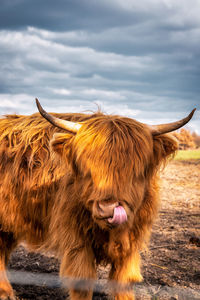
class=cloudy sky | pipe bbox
[0,0,199,133]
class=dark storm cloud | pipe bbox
[0,0,138,32]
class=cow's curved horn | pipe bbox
[36,98,82,133]
[149,109,196,136]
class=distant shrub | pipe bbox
[192,131,200,148]
[172,129,196,150]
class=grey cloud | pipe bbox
[0,28,199,112]
[26,21,200,99]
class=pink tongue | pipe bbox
[108,206,127,225]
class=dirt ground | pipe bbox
[7,160,200,299]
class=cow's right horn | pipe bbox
[36,98,82,133]
[149,108,196,136]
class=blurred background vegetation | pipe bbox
[172,129,200,160]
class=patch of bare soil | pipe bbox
[7,160,200,299]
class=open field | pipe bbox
[8,159,200,299]
[174,149,200,160]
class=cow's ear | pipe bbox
[50,133,74,156]
[153,134,178,164]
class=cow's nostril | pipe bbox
[97,201,119,217]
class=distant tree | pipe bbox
[192,132,200,148]
[172,129,195,149]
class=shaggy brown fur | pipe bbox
[0,111,178,300]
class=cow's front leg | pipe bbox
[0,231,17,300]
[110,249,143,300]
[108,230,142,300]
[60,245,96,300]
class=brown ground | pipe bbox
[8,160,200,299]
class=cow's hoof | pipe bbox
[0,284,16,300]
[0,295,16,300]
[0,293,16,300]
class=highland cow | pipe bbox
[0,99,195,300]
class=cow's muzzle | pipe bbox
[96,201,127,225]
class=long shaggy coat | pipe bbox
[0,111,178,300]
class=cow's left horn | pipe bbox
[36,98,82,133]
[149,108,196,136]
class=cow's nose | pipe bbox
[97,201,119,218]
